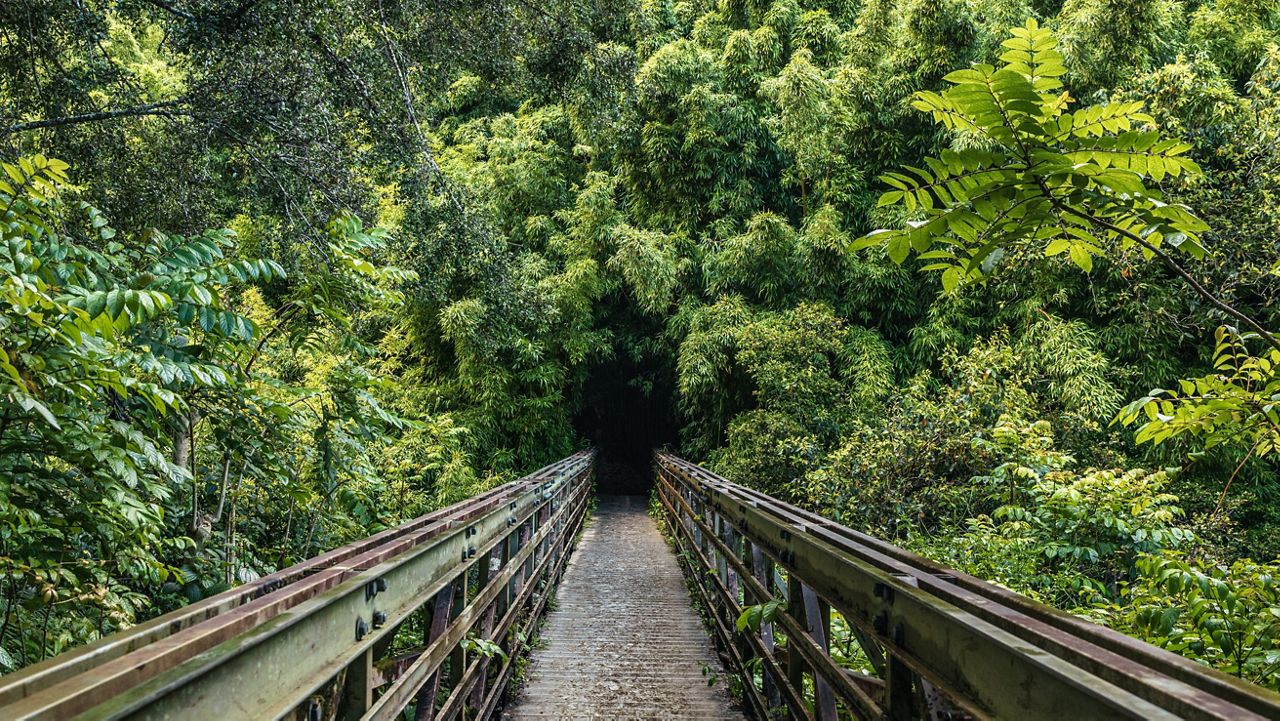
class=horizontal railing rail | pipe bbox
[655,452,1280,721]
[0,450,595,721]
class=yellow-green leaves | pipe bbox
[853,19,1208,294]
[440,297,489,345]
[760,49,856,203]
[1115,328,1280,456]
[1061,102,1153,138]
[1045,233,1101,273]
[1000,17,1067,95]
[0,155,69,207]
[608,225,684,315]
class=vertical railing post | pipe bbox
[885,650,915,721]
[785,575,807,699]
[752,546,783,712]
[802,586,838,721]
[520,513,534,594]
[722,523,740,607]
[690,486,703,550]
[444,570,467,700]
[497,517,513,621]
[715,512,730,600]
[469,547,499,712]
[339,648,374,719]
[879,577,915,721]
[510,514,528,603]
[739,532,765,700]
[534,489,549,571]
[504,501,520,614]
[414,580,459,721]
[702,497,711,557]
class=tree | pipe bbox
[854,19,1280,455]
[855,20,1208,317]
[0,152,421,666]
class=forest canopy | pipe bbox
[2,0,1280,687]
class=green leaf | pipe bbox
[16,394,60,429]
[887,235,911,264]
[940,266,962,293]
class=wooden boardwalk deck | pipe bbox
[503,495,740,720]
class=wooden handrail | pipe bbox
[0,451,595,721]
[655,452,1280,721]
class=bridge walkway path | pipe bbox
[503,495,740,720]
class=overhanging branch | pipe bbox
[1057,202,1280,354]
[2,101,188,136]
[141,0,196,21]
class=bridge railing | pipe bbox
[0,450,594,721]
[655,452,1280,721]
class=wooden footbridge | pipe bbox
[1,451,1279,720]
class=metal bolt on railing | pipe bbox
[874,582,894,604]
[365,577,388,602]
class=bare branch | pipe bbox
[2,101,188,135]
[1057,202,1280,353]
[141,0,196,21]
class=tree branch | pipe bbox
[242,303,302,374]
[1057,202,1280,354]
[305,29,383,121]
[373,0,465,215]
[141,0,196,21]
[2,101,188,136]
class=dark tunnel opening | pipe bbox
[573,354,678,495]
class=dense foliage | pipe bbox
[2,0,1279,689]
